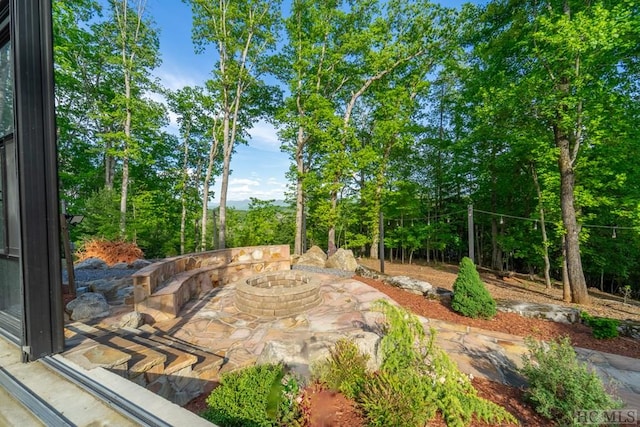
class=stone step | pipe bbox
[64,323,221,405]
[91,334,166,380]
[136,332,225,381]
[128,334,198,376]
[61,337,131,375]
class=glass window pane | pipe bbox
[0,41,12,137]
[5,139,18,255]
[0,257,21,319]
[0,145,3,251]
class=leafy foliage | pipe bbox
[520,336,622,426]
[52,0,640,298]
[312,338,369,399]
[581,312,620,340]
[204,364,303,427]
[451,257,497,319]
[359,300,516,427]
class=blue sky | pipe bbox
[145,0,477,202]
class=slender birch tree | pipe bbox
[188,0,281,249]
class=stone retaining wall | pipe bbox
[132,245,290,322]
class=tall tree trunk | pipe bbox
[327,190,337,255]
[491,218,500,270]
[369,143,393,260]
[557,129,589,304]
[105,148,115,190]
[294,124,306,255]
[531,164,552,289]
[218,113,233,249]
[179,129,190,255]
[116,0,145,239]
[119,75,131,237]
[201,133,219,252]
[561,235,571,302]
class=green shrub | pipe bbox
[581,312,620,339]
[520,336,622,426]
[360,369,436,427]
[363,300,516,427]
[204,364,302,427]
[451,257,497,319]
[312,338,369,399]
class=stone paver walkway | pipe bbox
[149,272,639,409]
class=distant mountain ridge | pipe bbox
[209,199,287,210]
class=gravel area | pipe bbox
[63,267,138,284]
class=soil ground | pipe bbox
[181,259,640,425]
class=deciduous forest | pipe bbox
[54,0,640,301]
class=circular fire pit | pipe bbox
[235,270,322,317]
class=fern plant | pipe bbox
[311,338,369,399]
[365,300,517,427]
[204,363,303,427]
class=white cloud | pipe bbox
[248,120,281,152]
[154,69,203,92]
[229,178,260,187]
[214,176,287,201]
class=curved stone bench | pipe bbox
[132,245,290,322]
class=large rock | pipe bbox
[384,275,434,296]
[496,300,580,324]
[110,262,129,269]
[326,248,358,272]
[88,279,120,301]
[295,246,327,268]
[66,292,110,321]
[355,264,387,280]
[257,332,382,380]
[87,277,133,303]
[75,257,108,270]
[257,341,306,367]
[130,259,152,269]
[352,332,383,371]
[115,311,144,329]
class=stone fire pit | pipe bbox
[235,270,322,317]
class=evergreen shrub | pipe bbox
[581,312,620,339]
[204,363,301,427]
[451,257,497,319]
[520,336,622,426]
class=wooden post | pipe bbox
[379,210,385,274]
[468,204,475,263]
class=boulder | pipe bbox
[326,248,358,272]
[257,341,306,367]
[117,285,135,304]
[619,320,640,340]
[355,264,387,280]
[351,331,383,371]
[88,279,120,302]
[66,292,110,321]
[496,300,580,324]
[115,311,144,329]
[384,275,434,296]
[110,262,129,269]
[75,257,108,270]
[130,259,152,269]
[295,246,327,268]
[86,277,133,302]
